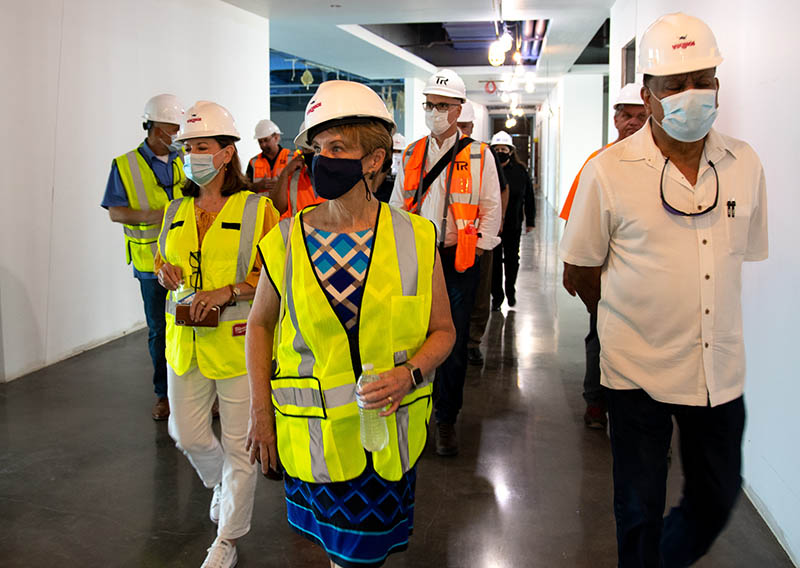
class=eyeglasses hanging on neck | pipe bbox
[189,250,202,291]
[660,157,719,217]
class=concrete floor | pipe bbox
[0,204,794,567]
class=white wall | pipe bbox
[404,77,427,143]
[538,74,605,212]
[609,1,800,563]
[0,0,269,382]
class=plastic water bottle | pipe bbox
[357,364,389,452]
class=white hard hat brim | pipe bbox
[294,116,395,149]
[422,87,466,102]
[638,56,723,77]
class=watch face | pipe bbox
[412,368,424,385]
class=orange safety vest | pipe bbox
[399,135,485,271]
[279,165,325,220]
[558,143,613,221]
[249,147,290,182]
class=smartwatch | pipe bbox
[402,362,424,389]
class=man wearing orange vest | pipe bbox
[390,69,502,456]
[271,148,324,219]
[246,119,290,194]
[559,83,647,429]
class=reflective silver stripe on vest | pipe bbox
[284,225,317,377]
[469,142,482,207]
[219,302,251,322]
[395,405,410,472]
[394,350,408,366]
[123,226,160,240]
[289,171,300,215]
[272,385,324,409]
[236,194,262,283]
[159,199,183,258]
[389,208,418,296]
[125,151,150,210]
[323,383,357,409]
[308,419,331,482]
[278,217,292,242]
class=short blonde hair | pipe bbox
[321,121,392,172]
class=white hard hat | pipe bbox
[422,69,467,101]
[392,133,406,151]
[638,13,723,76]
[490,131,513,147]
[176,101,240,142]
[142,94,184,125]
[458,101,475,123]
[254,119,282,140]
[614,83,645,108]
[294,80,396,149]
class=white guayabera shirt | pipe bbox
[560,121,768,407]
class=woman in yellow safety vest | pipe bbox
[245,81,456,568]
[155,100,279,568]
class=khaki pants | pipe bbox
[468,248,494,349]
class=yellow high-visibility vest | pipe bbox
[114,146,185,273]
[159,190,270,379]
[260,202,436,482]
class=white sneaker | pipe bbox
[209,484,222,524]
[200,538,237,568]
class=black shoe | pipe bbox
[467,347,484,366]
[435,422,458,456]
[507,293,516,307]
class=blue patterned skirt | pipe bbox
[284,459,417,567]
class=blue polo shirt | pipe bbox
[101,140,182,279]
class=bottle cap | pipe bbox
[362,363,374,371]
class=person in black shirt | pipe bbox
[490,132,535,310]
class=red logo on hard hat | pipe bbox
[672,37,695,50]
[187,117,202,123]
[307,102,322,115]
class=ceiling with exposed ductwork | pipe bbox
[223,0,613,109]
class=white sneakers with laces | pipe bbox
[209,484,222,524]
[200,538,237,568]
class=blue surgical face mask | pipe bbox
[651,88,718,143]
[169,135,184,154]
[311,154,366,200]
[184,150,223,186]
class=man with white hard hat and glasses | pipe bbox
[560,83,648,430]
[101,94,186,421]
[391,69,502,456]
[560,13,768,567]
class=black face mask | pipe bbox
[311,154,366,200]
[302,152,315,169]
[497,153,511,165]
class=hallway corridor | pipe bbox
[0,204,793,567]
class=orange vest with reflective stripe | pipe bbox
[250,147,290,181]
[279,166,325,220]
[400,135,485,271]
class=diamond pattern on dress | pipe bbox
[304,223,374,331]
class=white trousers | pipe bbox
[167,363,257,540]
